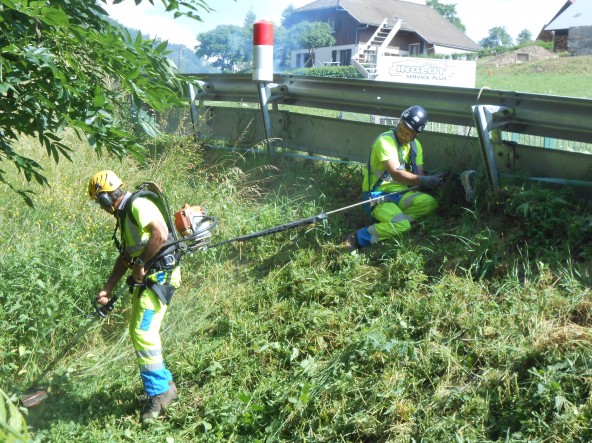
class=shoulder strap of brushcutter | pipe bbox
[113,183,182,273]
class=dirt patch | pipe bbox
[486,45,559,67]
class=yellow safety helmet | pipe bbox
[88,170,123,200]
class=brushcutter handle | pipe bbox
[92,290,122,319]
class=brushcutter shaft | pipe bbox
[207,213,328,249]
[205,187,420,250]
[22,286,126,397]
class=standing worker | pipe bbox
[88,170,181,423]
[341,105,444,251]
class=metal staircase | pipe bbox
[352,18,402,79]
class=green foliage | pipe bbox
[243,7,256,28]
[516,29,534,45]
[2,130,592,441]
[535,40,555,52]
[289,21,336,67]
[196,24,249,72]
[195,6,261,74]
[480,26,514,49]
[163,42,218,74]
[0,0,210,195]
[502,185,592,261]
[426,0,466,32]
[506,186,571,246]
[0,389,28,442]
[274,26,294,71]
[280,5,295,27]
[295,21,336,52]
[291,66,362,79]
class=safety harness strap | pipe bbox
[367,130,418,194]
[114,189,181,275]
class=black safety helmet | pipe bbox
[400,105,429,134]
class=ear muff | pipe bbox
[96,191,114,210]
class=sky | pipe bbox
[102,0,569,49]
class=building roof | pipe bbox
[293,0,480,51]
[545,0,592,30]
[537,0,575,40]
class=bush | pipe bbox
[291,65,363,79]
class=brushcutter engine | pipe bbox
[174,204,214,251]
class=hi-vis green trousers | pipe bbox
[356,190,437,247]
[129,268,180,397]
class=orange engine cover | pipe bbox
[174,204,206,237]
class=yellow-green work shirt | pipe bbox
[362,130,424,193]
[122,197,181,287]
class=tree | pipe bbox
[243,7,257,27]
[196,25,249,72]
[280,5,295,27]
[241,8,257,70]
[291,21,336,67]
[166,43,217,73]
[427,0,466,32]
[274,26,294,70]
[0,0,211,201]
[480,26,514,49]
[516,29,533,45]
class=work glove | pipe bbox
[419,173,445,190]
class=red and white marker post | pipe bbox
[253,20,274,82]
[253,20,275,154]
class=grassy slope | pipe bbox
[3,125,592,442]
[476,54,592,99]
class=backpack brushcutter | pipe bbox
[18,190,217,408]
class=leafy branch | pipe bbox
[0,0,210,193]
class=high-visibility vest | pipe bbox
[367,129,418,193]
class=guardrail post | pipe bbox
[257,81,274,156]
[186,82,200,142]
[472,105,514,188]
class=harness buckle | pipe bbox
[161,254,176,267]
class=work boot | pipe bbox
[138,380,177,402]
[141,381,178,422]
[339,232,359,252]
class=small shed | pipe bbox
[543,0,592,55]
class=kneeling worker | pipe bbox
[342,105,444,251]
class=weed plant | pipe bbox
[1,130,592,442]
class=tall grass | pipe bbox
[1,130,592,442]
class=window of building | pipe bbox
[409,43,420,56]
[328,17,341,32]
[339,49,352,66]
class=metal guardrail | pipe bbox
[183,73,592,187]
[189,74,592,144]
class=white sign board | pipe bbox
[376,57,476,88]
